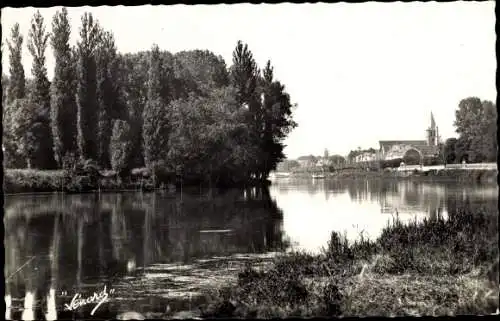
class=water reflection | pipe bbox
[4,180,498,319]
[4,188,286,320]
[271,178,498,252]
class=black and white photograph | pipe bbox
[2,2,498,319]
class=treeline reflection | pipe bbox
[4,187,286,320]
[271,178,498,218]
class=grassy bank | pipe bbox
[3,169,143,194]
[2,169,271,194]
[201,206,499,317]
[405,168,498,184]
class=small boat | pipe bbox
[312,173,325,179]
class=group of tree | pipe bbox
[3,9,297,186]
[442,97,497,164]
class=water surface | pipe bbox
[4,179,497,319]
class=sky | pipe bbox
[1,3,496,159]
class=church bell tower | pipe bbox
[426,112,438,146]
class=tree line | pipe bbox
[2,9,297,186]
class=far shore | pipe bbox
[274,167,497,185]
[3,166,497,195]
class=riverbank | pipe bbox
[2,169,271,194]
[4,166,496,194]
[200,207,499,317]
[289,168,497,184]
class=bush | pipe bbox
[325,231,354,262]
[3,169,65,193]
[62,152,78,172]
[71,158,100,184]
[149,160,172,186]
[65,175,94,193]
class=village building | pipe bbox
[354,152,377,163]
[297,155,317,168]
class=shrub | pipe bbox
[325,231,354,262]
[61,152,78,172]
[65,175,93,193]
[149,160,172,186]
[4,169,65,193]
[62,158,100,191]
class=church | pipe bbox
[378,113,441,162]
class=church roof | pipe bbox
[379,140,439,156]
[297,155,316,161]
[379,140,427,147]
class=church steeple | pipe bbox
[427,112,438,146]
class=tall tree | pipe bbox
[4,23,27,168]
[230,40,262,178]
[118,52,149,168]
[27,10,55,169]
[6,23,26,104]
[257,60,275,178]
[11,99,40,168]
[258,60,298,178]
[76,12,101,161]
[230,40,259,108]
[96,29,120,168]
[143,44,170,168]
[51,7,78,166]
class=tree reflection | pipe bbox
[4,187,286,319]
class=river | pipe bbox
[4,178,498,319]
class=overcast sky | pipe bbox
[2,3,496,159]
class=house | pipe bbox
[354,152,377,163]
[297,155,317,168]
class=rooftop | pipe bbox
[379,140,427,146]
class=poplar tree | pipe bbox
[258,60,298,178]
[5,23,26,168]
[96,29,119,168]
[143,44,170,168]
[6,23,25,104]
[27,10,55,168]
[76,12,100,161]
[11,98,38,168]
[258,60,275,178]
[51,7,78,166]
